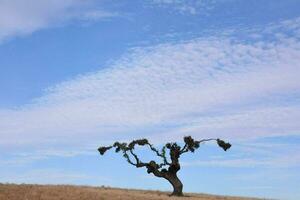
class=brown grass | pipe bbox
[0,184,264,200]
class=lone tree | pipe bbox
[98,136,231,196]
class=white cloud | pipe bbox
[182,154,300,168]
[0,18,300,152]
[155,105,300,142]
[0,0,117,42]
[181,140,300,169]
[150,0,216,15]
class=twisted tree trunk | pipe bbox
[165,173,183,196]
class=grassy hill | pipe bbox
[0,184,264,200]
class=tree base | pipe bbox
[170,192,184,197]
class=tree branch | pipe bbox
[180,144,188,154]
[180,136,231,154]
[146,143,170,166]
[122,150,137,166]
[180,138,215,153]
[98,139,170,170]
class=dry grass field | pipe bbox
[0,184,264,200]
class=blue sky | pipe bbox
[0,0,300,199]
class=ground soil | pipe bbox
[0,184,265,200]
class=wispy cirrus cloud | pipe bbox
[182,154,300,168]
[0,0,118,42]
[150,0,217,15]
[0,18,300,153]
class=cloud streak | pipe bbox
[182,154,300,168]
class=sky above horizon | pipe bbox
[0,0,300,199]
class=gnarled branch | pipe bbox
[180,136,231,154]
[97,139,170,175]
